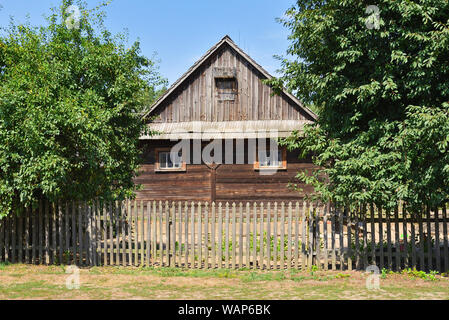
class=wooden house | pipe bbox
[136,36,318,203]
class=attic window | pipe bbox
[215,78,237,101]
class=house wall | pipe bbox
[150,43,315,123]
[134,140,318,203]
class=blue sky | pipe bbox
[0,0,295,85]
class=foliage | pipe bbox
[0,0,167,217]
[272,0,449,213]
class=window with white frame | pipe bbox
[254,146,287,170]
[155,148,186,171]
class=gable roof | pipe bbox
[142,35,317,121]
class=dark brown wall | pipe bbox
[134,140,318,203]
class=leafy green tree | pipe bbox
[273,0,449,212]
[0,0,167,217]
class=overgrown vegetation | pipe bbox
[0,0,167,217]
[272,0,449,213]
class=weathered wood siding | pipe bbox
[151,43,314,123]
[135,140,317,203]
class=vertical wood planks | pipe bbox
[418,211,425,271]
[338,207,344,270]
[378,206,384,270]
[394,206,400,271]
[280,203,285,270]
[295,202,300,270]
[273,202,278,270]
[211,202,216,269]
[287,202,292,270]
[231,203,236,269]
[204,202,209,268]
[218,203,223,268]
[402,204,409,269]
[347,209,352,271]
[302,202,308,270]
[238,203,243,269]
[442,206,448,272]
[198,202,202,268]
[410,210,417,270]
[260,203,264,269]
[434,207,440,272]
[245,203,250,269]
[140,201,145,266]
[252,203,257,269]
[323,206,328,271]
[191,201,195,268]
[426,206,432,271]
[308,204,313,269]
[386,209,392,270]
[266,203,271,270]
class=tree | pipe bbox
[0,0,167,217]
[272,0,449,212]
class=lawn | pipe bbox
[0,263,448,300]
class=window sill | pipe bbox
[154,168,186,173]
[254,167,287,171]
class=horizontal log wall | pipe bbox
[0,200,448,272]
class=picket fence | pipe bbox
[0,200,448,272]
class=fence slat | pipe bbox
[245,203,250,269]
[190,201,195,268]
[218,203,223,268]
[308,204,313,269]
[410,209,417,270]
[288,203,292,270]
[18,210,23,263]
[434,207,440,272]
[177,202,182,267]
[280,203,285,270]
[273,203,278,270]
[338,207,344,270]
[295,202,300,270]
[232,203,236,269]
[402,204,409,269]
[347,209,352,271]
[303,202,308,270]
[394,206,400,271]
[362,204,368,269]
[378,206,384,270]
[140,201,144,266]
[386,209,392,270]
[170,202,176,267]
[266,203,271,270]
[426,206,432,271]
[204,203,208,268]
[260,203,265,269]
[184,202,189,267]
[443,204,449,272]
[211,203,216,269]
[315,205,321,269]
[252,203,257,269]
[5,215,10,262]
[239,203,243,269]
[443,206,448,272]
[198,202,202,268]
[25,207,30,264]
[323,206,328,271]
[370,204,376,267]
[0,217,4,262]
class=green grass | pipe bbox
[0,264,448,300]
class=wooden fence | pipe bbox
[0,200,448,272]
